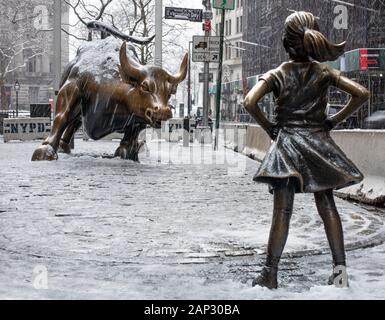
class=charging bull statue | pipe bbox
[32,22,188,162]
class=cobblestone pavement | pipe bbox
[0,134,384,299]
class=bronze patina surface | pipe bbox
[244,11,369,289]
[32,24,187,162]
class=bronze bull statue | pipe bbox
[32,23,188,162]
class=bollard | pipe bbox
[183,117,190,147]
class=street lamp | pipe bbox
[14,80,20,118]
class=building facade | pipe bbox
[209,0,244,121]
[0,1,69,113]
[243,0,385,77]
[242,0,385,127]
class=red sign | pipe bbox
[360,49,380,71]
[203,20,211,32]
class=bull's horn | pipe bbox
[168,53,188,84]
[119,42,145,83]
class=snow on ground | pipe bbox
[0,134,384,299]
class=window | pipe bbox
[23,49,41,73]
[240,16,243,32]
[225,44,232,60]
[236,17,240,33]
[229,19,232,35]
[228,45,232,60]
[28,86,40,104]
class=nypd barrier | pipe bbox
[3,118,51,143]
[223,124,385,206]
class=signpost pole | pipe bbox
[155,0,163,67]
[188,41,192,118]
[53,0,61,118]
[214,8,226,151]
[202,2,212,128]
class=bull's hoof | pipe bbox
[58,140,71,154]
[114,141,145,162]
[31,145,58,161]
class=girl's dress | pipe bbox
[254,61,364,193]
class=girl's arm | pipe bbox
[244,80,276,139]
[328,75,370,128]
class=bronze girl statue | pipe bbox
[244,11,369,289]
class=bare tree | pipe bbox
[63,0,115,41]
[0,1,49,109]
[65,0,190,67]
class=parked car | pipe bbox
[364,110,385,129]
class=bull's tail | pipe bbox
[86,21,155,45]
[59,59,77,89]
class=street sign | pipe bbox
[192,52,220,63]
[193,36,220,53]
[202,11,213,20]
[212,0,235,10]
[203,20,211,32]
[165,7,203,22]
[192,35,220,62]
[199,73,214,83]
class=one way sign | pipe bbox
[192,52,220,63]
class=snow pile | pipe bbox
[336,176,385,207]
[69,37,139,83]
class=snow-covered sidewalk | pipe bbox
[0,136,384,299]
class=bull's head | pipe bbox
[119,42,188,127]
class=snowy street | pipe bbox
[0,134,385,299]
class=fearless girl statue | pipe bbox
[244,11,369,289]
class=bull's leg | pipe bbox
[114,123,146,162]
[58,117,82,154]
[32,82,80,161]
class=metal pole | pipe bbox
[53,0,62,117]
[368,73,371,117]
[16,91,19,118]
[202,2,212,127]
[188,41,192,118]
[214,9,226,151]
[154,0,163,67]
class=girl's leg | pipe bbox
[314,189,346,266]
[314,189,348,286]
[253,181,296,289]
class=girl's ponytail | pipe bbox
[303,28,346,62]
[284,11,346,62]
